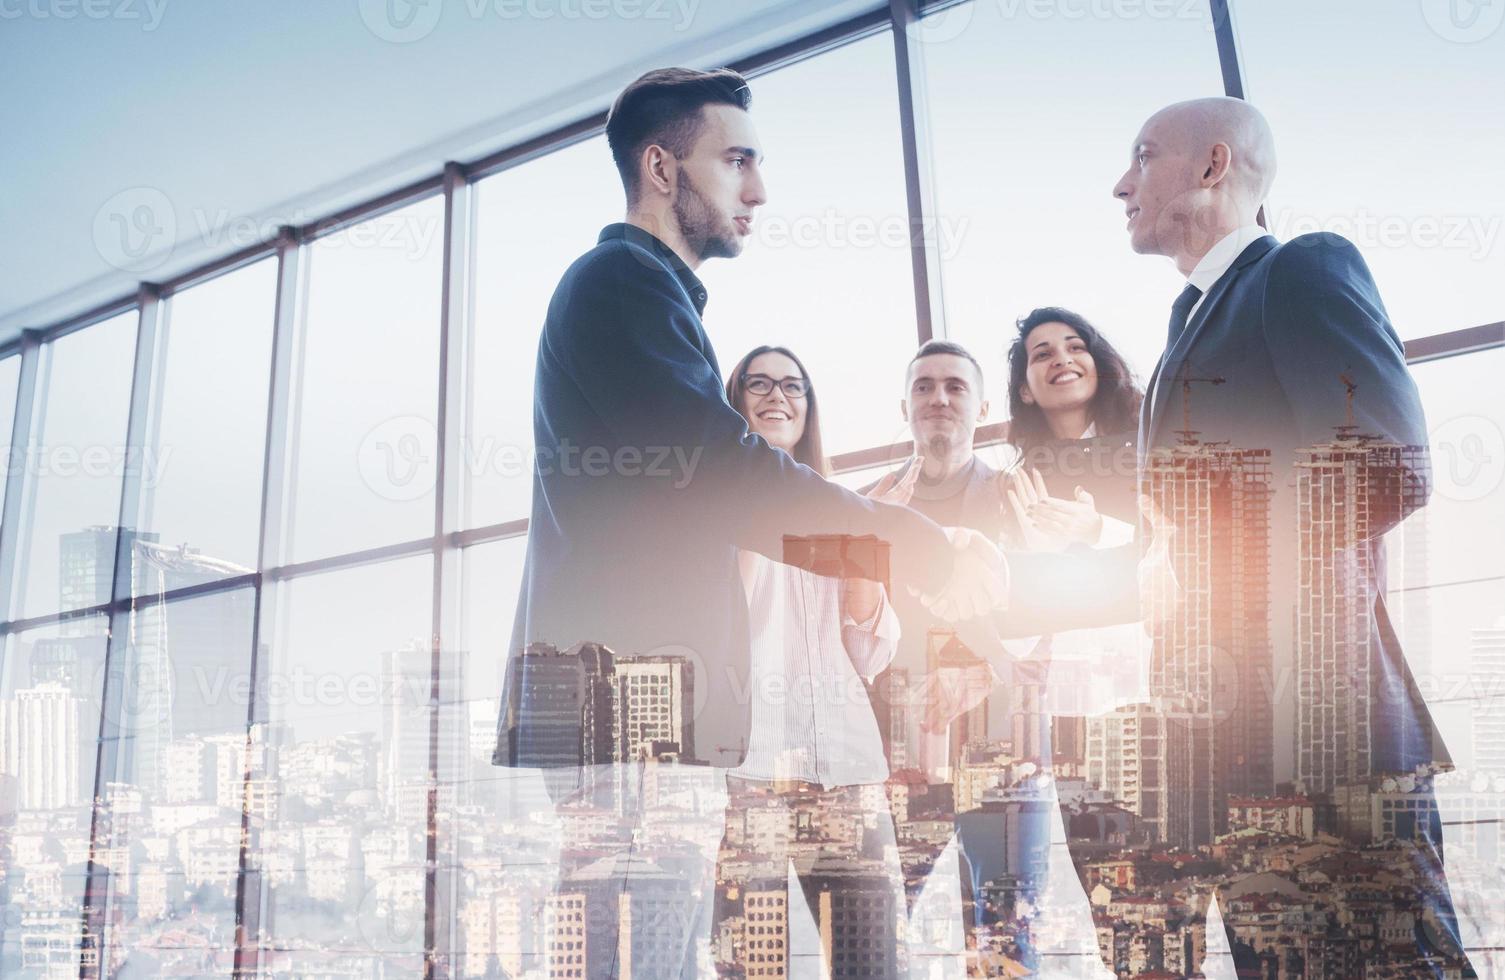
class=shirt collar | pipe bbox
[1186,224,1270,295]
[599,223,709,315]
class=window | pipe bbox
[132,259,278,585]
[0,615,110,974]
[97,586,256,974]
[922,0,1225,390]
[0,354,18,542]
[246,556,433,970]
[441,535,560,975]
[12,311,139,620]
[288,197,445,561]
[466,138,623,529]
[1235,0,1505,338]
[698,32,923,455]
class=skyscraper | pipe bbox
[611,654,696,763]
[1293,437,1427,796]
[927,628,989,784]
[1471,618,1505,777]
[118,538,255,796]
[1,683,81,810]
[1140,442,1272,848]
[500,641,616,769]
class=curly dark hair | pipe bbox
[1006,307,1143,455]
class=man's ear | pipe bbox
[1202,142,1232,187]
[899,399,910,423]
[642,144,676,197]
[977,399,990,422]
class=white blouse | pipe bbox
[732,551,899,788]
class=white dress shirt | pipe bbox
[733,551,899,788]
[1146,224,1271,422]
[1185,224,1271,321]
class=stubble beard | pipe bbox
[674,168,741,262]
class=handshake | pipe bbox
[915,527,1009,623]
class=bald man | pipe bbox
[1093,98,1474,978]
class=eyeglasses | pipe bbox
[741,374,810,398]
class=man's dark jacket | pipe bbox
[493,224,958,770]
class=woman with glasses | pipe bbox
[711,344,915,978]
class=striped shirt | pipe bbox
[733,551,899,788]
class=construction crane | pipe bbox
[1336,370,1359,438]
[1174,366,1227,445]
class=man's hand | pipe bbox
[920,527,1009,622]
[1137,493,1180,634]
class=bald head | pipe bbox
[1147,97,1276,206]
[1113,97,1277,273]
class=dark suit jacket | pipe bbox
[1140,231,1446,778]
[492,224,958,770]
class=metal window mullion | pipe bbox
[233,229,304,980]
[0,330,42,623]
[79,285,161,979]
[888,0,946,345]
[1211,0,1246,100]
[425,162,473,980]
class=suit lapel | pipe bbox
[1144,236,1278,451]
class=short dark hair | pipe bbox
[907,338,985,394]
[1006,307,1143,454]
[606,67,752,204]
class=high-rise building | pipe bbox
[60,526,159,614]
[1086,703,1160,831]
[1293,437,1427,796]
[1141,442,1272,848]
[118,538,256,797]
[1471,618,1505,777]
[742,886,789,979]
[501,641,616,770]
[807,858,901,980]
[552,852,694,979]
[380,642,467,824]
[1,683,81,810]
[612,654,695,763]
[926,628,989,784]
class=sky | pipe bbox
[3,0,1502,765]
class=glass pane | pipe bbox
[466,138,623,529]
[1404,579,1505,967]
[0,354,18,543]
[133,258,277,587]
[923,0,1225,388]
[441,536,561,976]
[246,556,433,973]
[1385,349,1505,595]
[14,311,139,620]
[1236,0,1505,339]
[96,586,256,977]
[0,614,110,976]
[289,198,444,561]
[697,32,924,455]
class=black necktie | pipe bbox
[1167,282,1203,346]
